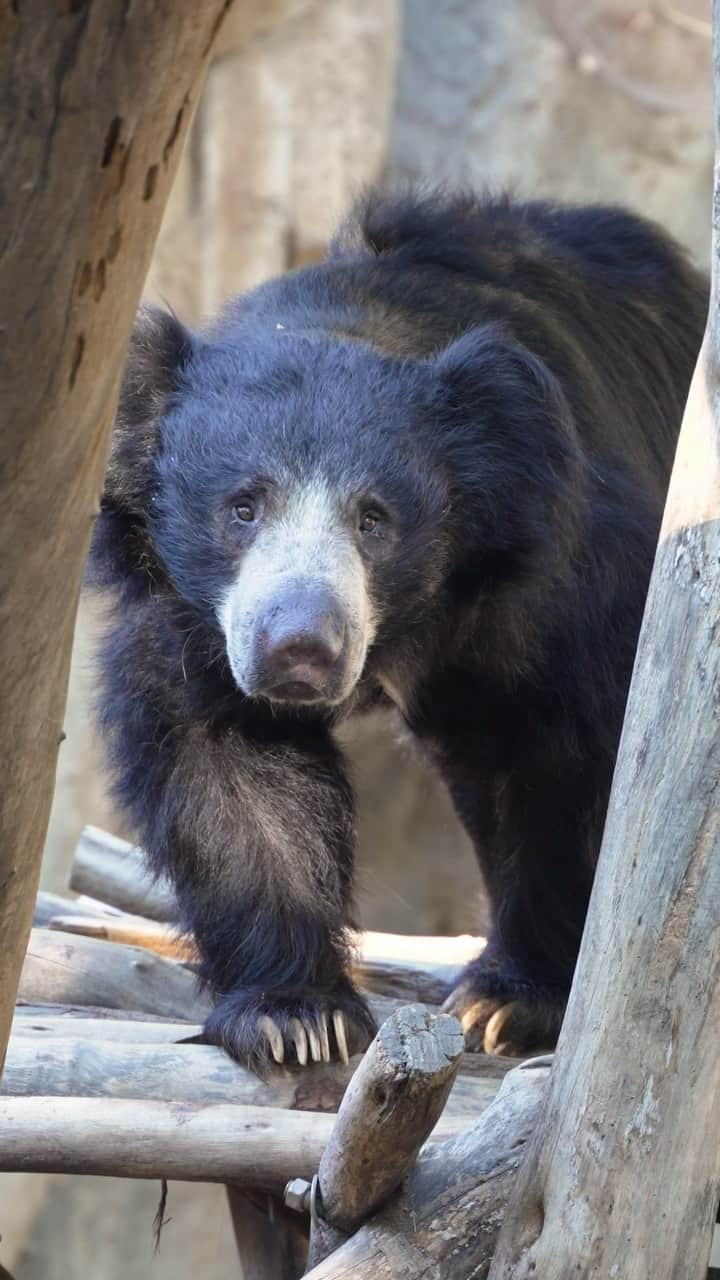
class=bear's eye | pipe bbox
[232,499,256,524]
[359,510,382,534]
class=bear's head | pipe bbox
[95,305,583,709]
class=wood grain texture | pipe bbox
[486,24,720,1272]
[304,1058,551,1279]
[0,0,232,1077]
[0,1031,502,1126]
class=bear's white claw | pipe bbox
[306,1022,322,1063]
[288,1017,308,1066]
[259,1015,285,1064]
[318,1011,331,1063]
[333,1010,349,1065]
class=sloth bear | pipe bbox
[89,190,707,1069]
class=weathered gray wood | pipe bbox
[18,929,210,1020]
[33,892,118,927]
[487,33,720,1277]
[303,1057,551,1279]
[10,1015,202,1043]
[0,0,232,1081]
[13,1002,184,1023]
[226,1188,306,1280]
[70,827,178,922]
[307,1004,464,1267]
[0,1097,334,1189]
[0,1033,502,1124]
[24,923,465,1022]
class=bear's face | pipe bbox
[148,327,452,707]
[103,307,583,710]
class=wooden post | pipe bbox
[302,1004,464,1267]
[486,18,720,1277]
[0,1,233,1079]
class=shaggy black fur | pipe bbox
[89,190,707,1067]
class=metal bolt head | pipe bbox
[284,1177,312,1213]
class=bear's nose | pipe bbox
[261,588,346,694]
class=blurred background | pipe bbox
[6,1,713,1274]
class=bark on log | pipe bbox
[306,1004,464,1267]
[486,37,720,1277]
[0,0,232,1077]
[0,1033,501,1126]
[302,1057,551,1279]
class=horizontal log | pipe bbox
[18,929,209,1020]
[0,1091,475,1191]
[11,1015,202,1042]
[1,1033,503,1121]
[13,1002,185,1023]
[48,913,197,960]
[0,1097,334,1189]
[33,892,120,927]
[70,826,178,922]
[20,928,461,1018]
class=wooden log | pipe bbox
[47,902,481,982]
[13,1003,186,1023]
[18,929,210,1020]
[0,0,232,1080]
[486,36,720,1277]
[10,1016,202,1043]
[20,926,461,1018]
[69,827,178,922]
[0,1097,334,1190]
[302,1057,551,1279]
[48,913,197,961]
[0,1083,489,1192]
[33,892,120,927]
[306,1004,464,1267]
[0,1033,502,1125]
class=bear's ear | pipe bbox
[430,325,584,555]
[104,305,194,516]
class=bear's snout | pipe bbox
[251,586,348,703]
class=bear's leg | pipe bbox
[443,775,596,1056]
[135,718,376,1071]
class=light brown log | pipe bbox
[307,1004,464,1266]
[487,49,720,1280]
[48,913,197,961]
[0,1033,503,1125]
[70,827,178,922]
[303,1057,551,1279]
[0,0,232,1080]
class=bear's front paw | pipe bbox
[203,985,377,1072]
[443,964,566,1056]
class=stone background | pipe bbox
[6,2,713,1274]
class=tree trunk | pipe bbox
[0,0,233,1077]
[487,27,720,1279]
